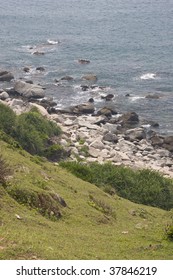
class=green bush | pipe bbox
[0,103,16,135]
[165,223,173,241]
[0,154,11,185]
[60,162,173,210]
[14,110,61,155]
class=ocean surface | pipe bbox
[0,0,173,135]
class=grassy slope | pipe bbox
[0,140,173,260]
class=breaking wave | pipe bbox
[140,73,156,80]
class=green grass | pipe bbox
[0,140,173,259]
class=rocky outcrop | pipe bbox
[14,80,45,99]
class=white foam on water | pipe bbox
[140,73,156,80]
[130,96,145,102]
[47,39,59,45]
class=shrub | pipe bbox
[14,110,61,155]
[165,223,173,241]
[44,144,68,161]
[0,154,11,185]
[60,161,173,210]
[0,103,16,135]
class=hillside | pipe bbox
[0,140,173,260]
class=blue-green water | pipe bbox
[0,0,173,134]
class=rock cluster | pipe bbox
[0,68,172,178]
[47,112,173,177]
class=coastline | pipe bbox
[0,72,173,179]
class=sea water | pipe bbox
[0,0,173,134]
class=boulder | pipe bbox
[150,135,164,147]
[82,74,97,81]
[0,70,14,82]
[72,102,95,114]
[124,128,146,142]
[0,91,9,100]
[36,66,45,71]
[103,132,118,143]
[163,136,173,152]
[119,112,139,127]
[145,94,160,99]
[101,94,114,101]
[32,51,44,55]
[14,80,45,99]
[97,107,117,117]
[30,103,49,117]
[60,76,74,81]
[78,59,90,64]
[23,67,31,73]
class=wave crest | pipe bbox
[140,73,156,80]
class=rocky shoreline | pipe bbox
[0,70,173,178]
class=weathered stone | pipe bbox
[101,94,114,101]
[72,102,95,114]
[103,132,118,143]
[145,94,160,99]
[78,59,90,64]
[14,80,45,98]
[30,103,49,117]
[119,112,139,127]
[23,67,31,72]
[82,74,97,81]
[0,91,9,100]
[0,70,14,82]
[32,51,44,55]
[124,128,146,142]
[88,147,100,158]
[36,66,45,71]
[90,140,105,150]
[150,135,164,147]
[60,76,74,81]
[97,107,117,117]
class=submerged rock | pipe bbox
[82,74,98,81]
[78,59,90,64]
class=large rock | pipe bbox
[124,128,146,142]
[82,74,97,81]
[14,80,45,98]
[150,135,164,147]
[119,112,139,127]
[72,102,95,114]
[0,70,14,82]
[163,136,173,152]
[103,132,118,143]
[0,91,9,100]
[97,107,117,117]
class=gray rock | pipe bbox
[119,111,139,127]
[103,132,118,143]
[150,135,164,147]
[124,128,146,142]
[0,70,14,82]
[0,91,9,100]
[14,80,45,98]
[82,74,97,81]
[90,140,105,150]
[88,147,100,158]
[60,76,74,81]
[78,59,90,64]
